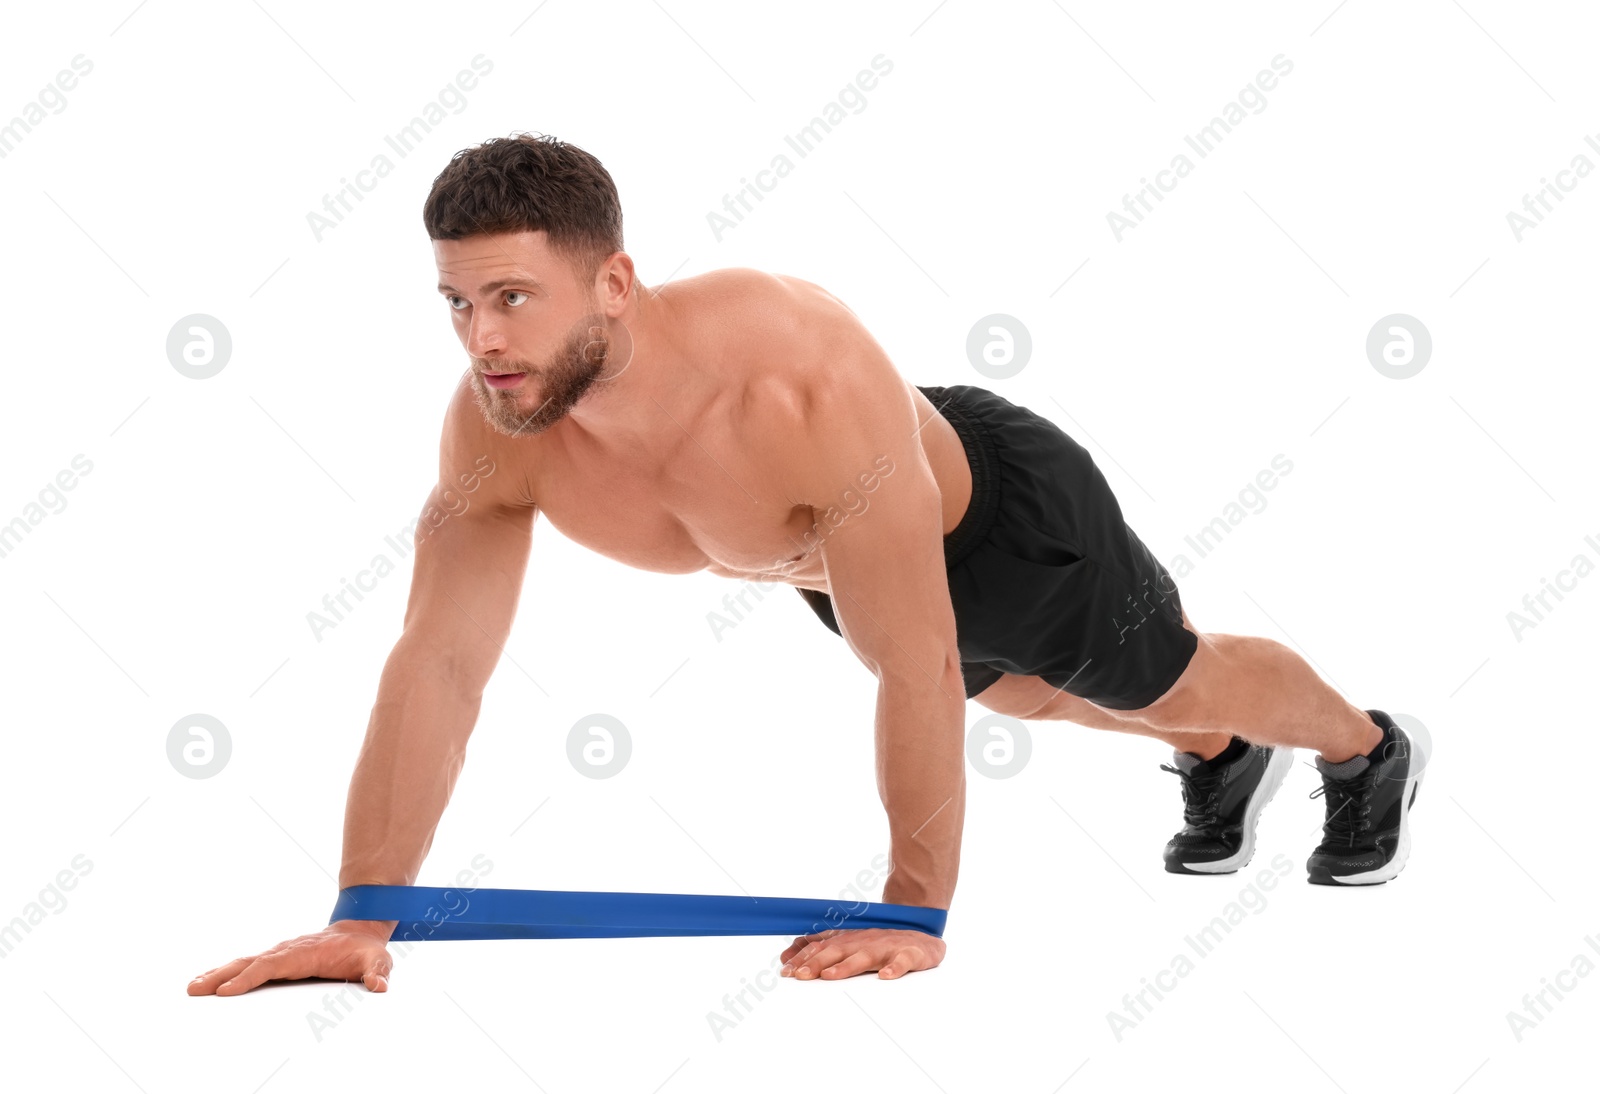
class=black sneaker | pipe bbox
[1306,709,1429,885]
[1161,738,1294,874]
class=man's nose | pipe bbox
[466,313,507,359]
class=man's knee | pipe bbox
[1124,632,1225,732]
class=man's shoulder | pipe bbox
[686,264,807,297]
[439,370,538,509]
[698,271,908,468]
[686,266,854,339]
[689,268,875,391]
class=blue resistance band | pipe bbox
[330,885,947,942]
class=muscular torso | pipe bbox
[464,268,972,592]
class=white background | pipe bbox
[1,1,1596,1091]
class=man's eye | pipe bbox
[447,296,469,311]
[505,291,529,306]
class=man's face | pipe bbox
[434,230,613,437]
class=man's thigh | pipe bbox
[972,608,1213,727]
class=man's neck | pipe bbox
[561,280,682,447]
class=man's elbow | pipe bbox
[874,648,966,702]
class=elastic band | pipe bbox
[330,886,948,941]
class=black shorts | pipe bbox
[797,383,1197,710]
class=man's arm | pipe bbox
[774,348,967,981]
[189,378,534,996]
[339,400,535,898]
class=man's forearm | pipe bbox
[875,664,968,910]
[338,638,481,893]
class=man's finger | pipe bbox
[779,937,820,970]
[819,950,880,980]
[781,939,826,975]
[214,959,271,996]
[793,940,855,979]
[188,958,254,996]
[215,951,304,996]
[789,931,832,949]
[362,952,393,992]
[878,948,925,979]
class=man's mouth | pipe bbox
[482,371,526,391]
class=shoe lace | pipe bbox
[1308,764,1380,846]
[1160,762,1230,830]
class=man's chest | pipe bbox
[529,443,828,584]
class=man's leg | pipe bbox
[973,669,1235,754]
[971,608,1382,763]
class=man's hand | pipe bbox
[778,928,945,981]
[187,920,395,997]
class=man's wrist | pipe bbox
[329,917,398,940]
[881,875,949,910]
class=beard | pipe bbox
[468,313,614,437]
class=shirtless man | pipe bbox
[188,133,1426,996]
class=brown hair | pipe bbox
[422,132,624,285]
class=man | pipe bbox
[189,133,1426,996]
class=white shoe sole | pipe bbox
[1331,726,1430,885]
[1184,746,1296,874]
